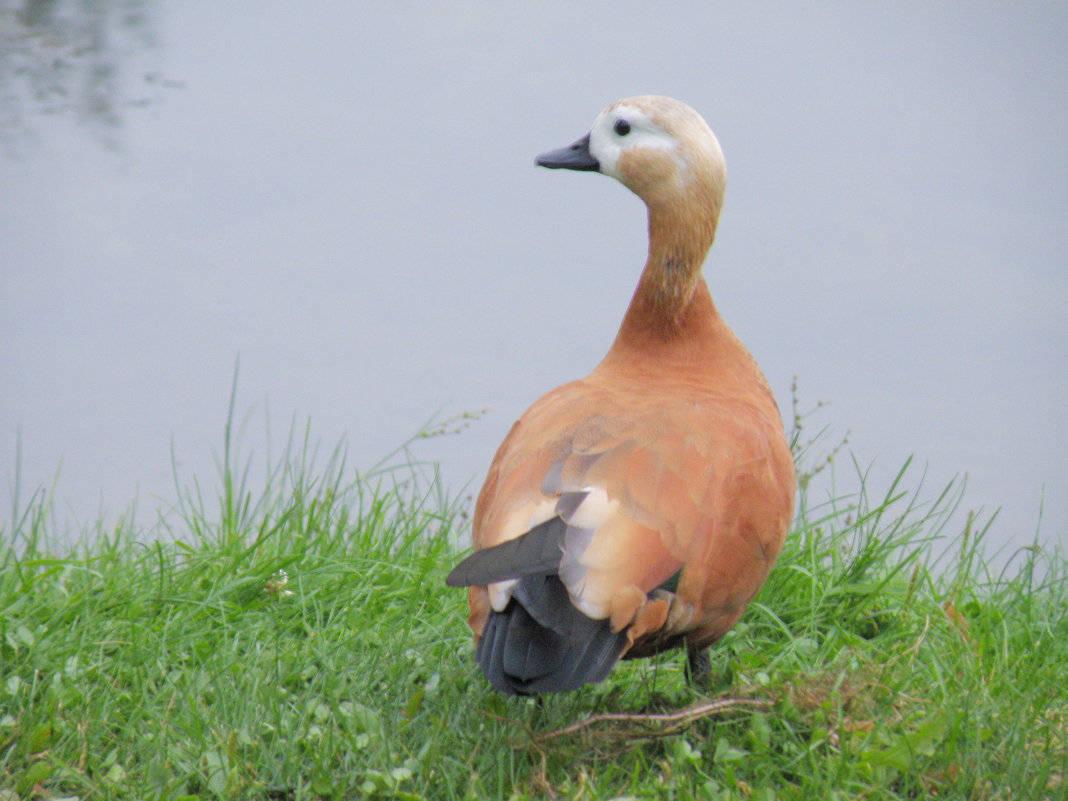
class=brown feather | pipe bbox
[454,95,795,690]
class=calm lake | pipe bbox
[2,1,1065,562]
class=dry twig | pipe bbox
[536,697,772,742]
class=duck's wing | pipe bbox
[452,379,794,646]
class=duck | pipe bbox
[446,95,795,696]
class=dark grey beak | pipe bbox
[535,133,600,171]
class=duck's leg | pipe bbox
[685,644,711,688]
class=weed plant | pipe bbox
[0,406,1064,799]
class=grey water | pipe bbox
[2,1,1065,563]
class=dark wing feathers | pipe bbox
[451,509,630,695]
[512,572,582,638]
[445,515,570,588]
[476,574,626,696]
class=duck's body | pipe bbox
[447,96,794,695]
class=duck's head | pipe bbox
[536,95,727,213]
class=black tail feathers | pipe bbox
[475,574,626,695]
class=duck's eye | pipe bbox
[613,119,631,137]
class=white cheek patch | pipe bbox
[587,110,622,177]
[588,104,680,181]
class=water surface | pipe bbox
[2,2,1065,558]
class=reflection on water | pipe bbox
[0,0,178,153]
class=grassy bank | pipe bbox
[1,420,1065,800]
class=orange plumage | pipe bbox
[447,96,795,695]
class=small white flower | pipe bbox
[264,569,294,598]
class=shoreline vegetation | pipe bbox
[1,402,1064,800]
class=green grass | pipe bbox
[1,411,1065,800]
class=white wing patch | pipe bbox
[558,486,620,619]
[488,578,518,612]
[484,487,623,618]
[559,486,616,530]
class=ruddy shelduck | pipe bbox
[447,95,795,695]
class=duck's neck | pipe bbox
[606,194,722,356]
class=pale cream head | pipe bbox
[533,95,729,275]
[587,95,727,208]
